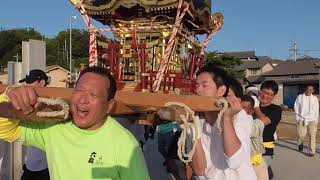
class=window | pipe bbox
[250,69,258,74]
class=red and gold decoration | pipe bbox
[70,0,223,94]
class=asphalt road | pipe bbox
[142,111,320,180]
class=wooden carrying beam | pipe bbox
[0,84,220,121]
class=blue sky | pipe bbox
[1,0,320,60]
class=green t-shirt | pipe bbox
[20,117,150,180]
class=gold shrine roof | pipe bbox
[70,0,212,34]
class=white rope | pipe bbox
[36,97,69,120]
[161,98,228,164]
[162,102,199,164]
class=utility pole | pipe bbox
[289,41,298,61]
[57,45,60,62]
[65,39,68,63]
[69,15,77,81]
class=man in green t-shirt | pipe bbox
[0,66,150,180]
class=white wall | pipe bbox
[22,39,46,76]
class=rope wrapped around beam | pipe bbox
[158,98,228,164]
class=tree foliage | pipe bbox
[0,28,245,79]
[0,28,42,67]
[205,51,245,79]
[0,28,89,70]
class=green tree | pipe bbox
[0,28,42,67]
[0,28,90,70]
[205,51,245,79]
[53,29,89,69]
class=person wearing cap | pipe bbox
[19,69,50,180]
[19,69,49,86]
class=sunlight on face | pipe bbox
[195,72,220,97]
[71,72,112,130]
[305,86,314,96]
[259,88,275,106]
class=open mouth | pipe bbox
[76,108,89,116]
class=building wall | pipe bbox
[273,84,283,106]
[22,40,46,76]
[245,68,261,77]
[261,63,273,73]
[47,68,68,88]
[244,63,273,77]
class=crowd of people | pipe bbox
[0,63,318,180]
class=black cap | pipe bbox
[19,69,48,84]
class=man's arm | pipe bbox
[294,95,302,122]
[223,97,252,169]
[0,86,37,143]
[7,86,38,114]
[314,96,319,121]
[254,107,271,126]
[190,139,207,176]
[223,114,241,157]
[223,96,242,157]
[225,114,252,169]
[0,89,47,149]
[294,95,300,115]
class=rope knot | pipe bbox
[36,97,69,120]
[158,102,199,164]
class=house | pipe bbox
[236,60,273,83]
[228,52,283,84]
[45,65,69,87]
[262,59,320,108]
[230,51,320,107]
[0,65,69,88]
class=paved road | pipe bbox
[141,111,320,180]
[271,139,320,180]
[142,136,320,180]
[277,111,320,142]
[143,133,186,180]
